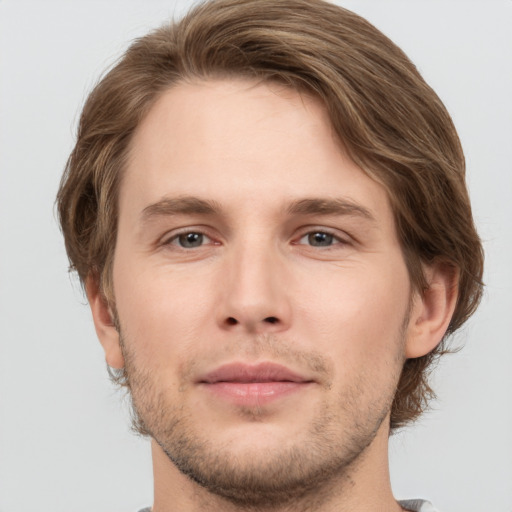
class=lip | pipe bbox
[200,362,311,384]
[198,362,314,406]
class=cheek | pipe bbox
[113,258,218,357]
[295,258,411,365]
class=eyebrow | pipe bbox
[139,195,376,225]
[286,198,375,222]
[140,196,222,224]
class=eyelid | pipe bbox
[292,226,352,245]
[159,226,218,247]
[156,224,353,248]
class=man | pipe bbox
[56,0,483,511]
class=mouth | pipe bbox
[197,362,315,406]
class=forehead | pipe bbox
[121,78,392,225]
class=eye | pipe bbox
[296,230,346,248]
[167,231,212,248]
[304,232,334,247]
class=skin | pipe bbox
[88,79,457,512]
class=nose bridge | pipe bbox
[218,234,291,332]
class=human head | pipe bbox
[56,0,483,430]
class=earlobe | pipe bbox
[85,275,125,369]
[405,262,459,359]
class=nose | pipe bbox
[216,241,292,334]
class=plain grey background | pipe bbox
[1,1,511,511]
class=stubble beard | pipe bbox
[116,329,407,510]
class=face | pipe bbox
[108,79,414,504]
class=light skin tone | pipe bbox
[88,79,457,512]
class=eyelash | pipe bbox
[161,227,350,250]
[162,230,215,249]
[295,229,348,248]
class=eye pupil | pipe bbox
[179,232,203,248]
[308,232,333,246]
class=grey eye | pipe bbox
[177,232,204,248]
[306,232,335,246]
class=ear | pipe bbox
[86,275,125,369]
[405,261,459,359]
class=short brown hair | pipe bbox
[56,0,484,429]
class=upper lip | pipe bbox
[199,362,313,384]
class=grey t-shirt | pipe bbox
[139,499,439,511]
[399,499,440,512]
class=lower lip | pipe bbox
[202,381,310,406]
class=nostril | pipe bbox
[223,316,280,328]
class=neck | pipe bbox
[149,420,403,512]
